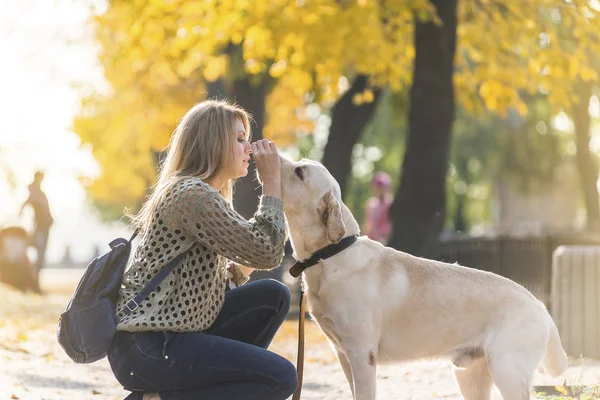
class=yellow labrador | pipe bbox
[279,157,567,400]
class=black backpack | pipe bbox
[57,232,185,363]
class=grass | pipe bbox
[535,384,600,399]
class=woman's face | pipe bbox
[231,118,251,179]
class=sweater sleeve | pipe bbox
[166,181,286,269]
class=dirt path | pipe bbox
[1,269,598,399]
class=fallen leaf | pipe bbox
[555,381,569,396]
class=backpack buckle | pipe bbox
[125,299,139,312]
[114,299,139,320]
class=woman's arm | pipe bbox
[167,183,286,270]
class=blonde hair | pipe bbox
[129,99,252,232]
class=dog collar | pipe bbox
[289,235,358,278]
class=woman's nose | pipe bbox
[244,142,252,154]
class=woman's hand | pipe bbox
[251,139,281,198]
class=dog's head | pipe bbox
[280,156,359,258]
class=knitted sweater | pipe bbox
[116,177,286,332]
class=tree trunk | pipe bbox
[387,0,458,256]
[453,157,469,233]
[453,193,467,233]
[230,77,268,219]
[206,79,227,100]
[321,75,382,199]
[572,80,600,231]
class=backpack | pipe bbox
[57,232,185,364]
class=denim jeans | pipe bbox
[108,279,298,400]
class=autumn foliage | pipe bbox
[74,0,600,217]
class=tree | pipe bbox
[450,1,600,235]
[74,0,427,218]
[75,0,600,239]
[387,0,458,256]
[321,75,382,198]
[572,80,600,231]
[447,96,568,234]
[386,0,600,255]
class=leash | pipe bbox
[292,287,306,400]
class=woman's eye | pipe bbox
[238,138,246,143]
[294,167,304,180]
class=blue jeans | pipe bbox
[108,279,298,400]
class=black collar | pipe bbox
[289,235,358,278]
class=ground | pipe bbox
[0,268,598,400]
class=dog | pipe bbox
[278,157,567,400]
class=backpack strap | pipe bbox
[128,231,138,243]
[114,249,188,321]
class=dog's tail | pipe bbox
[541,320,568,377]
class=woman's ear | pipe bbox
[317,191,346,243]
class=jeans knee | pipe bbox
[276,359,298,397]
[262,279,291,314]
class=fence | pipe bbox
[434,233,600,307]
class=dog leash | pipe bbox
[290,235,359,399]
[292,287,306,400]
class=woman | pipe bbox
[108,100,297,400]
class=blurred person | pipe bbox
[109,100,297,400]
[19,170,53,282]
[364,171,393,245]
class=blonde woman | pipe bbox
[108,100,297,400]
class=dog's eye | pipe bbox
[294,166,304,180]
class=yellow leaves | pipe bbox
[458,0,600,112]
[352,93,365,106]
[516,101,529,116]
[353,89,376,106]
[245,59,263,75]
[269,60,288,78]
[525,19,536,29]
[264,82,314,146]
[203,55,228,82]
[476,79,528,116]
[568,56,580,77]
[404,45,416,60]
[479,80,503,100]
[290,52,305,66]
[244,25,275,61]
[302,13,319,25]
[177,52,203,78]
[580,66,598,82]
[232,32,244,45]
[362,89,375,103]
[555,382,569,396]
[76,0,600,214]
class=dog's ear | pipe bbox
[317,191,346,243]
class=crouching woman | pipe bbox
[108,100,297,400]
